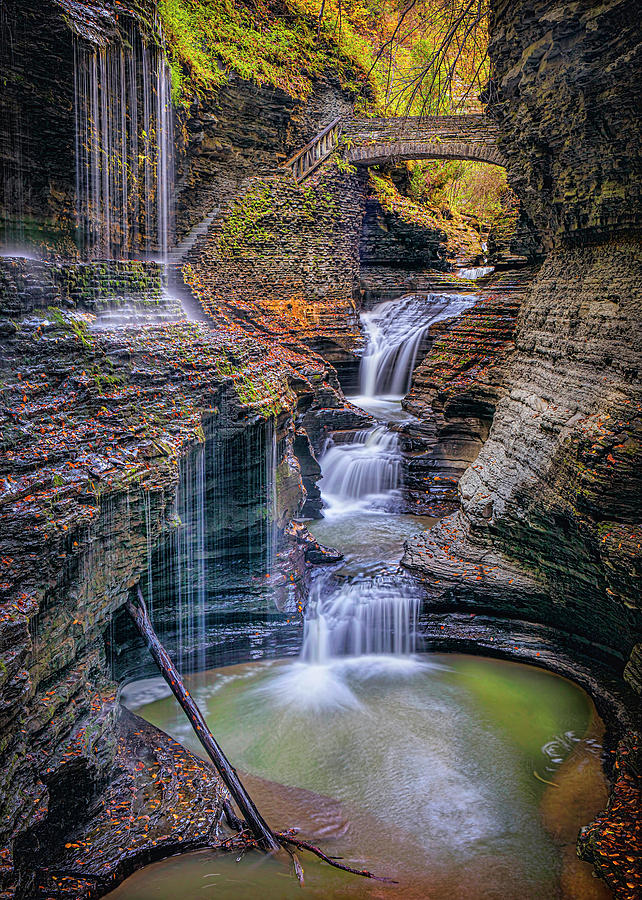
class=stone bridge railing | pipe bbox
[283,114,506,182]
[282,116,342,182]
[343,114,506,167]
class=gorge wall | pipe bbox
[0,2,360,893]
[408,0,642,685]
[403,3,641,892]
[0,255,345,896]
[1,0,640,895]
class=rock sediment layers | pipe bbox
[402,1,641,892]
[0,251,345,894]
[402,276,529,515]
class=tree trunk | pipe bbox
[127,587,280,852]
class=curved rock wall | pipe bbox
[405,241,641,659]
[0,252,340,893]
[406,0,641,684]
[404,7,641,886]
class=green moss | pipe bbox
[47,307,94,348]
[215,354,285,415]
[89,363,123,395]
[217,182,274,257]
[159,0,366,102]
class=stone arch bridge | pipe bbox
[283,114,506,182]
[343,115,506,168]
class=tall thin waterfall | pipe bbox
[301,574,421,663]
[140,420,279,675]
[74,26,174,259]
[359,293,476,398]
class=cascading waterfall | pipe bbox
[301,574,421,663]
[359,293,476,398]
[301,294,481,672]
[319,426,402,515]
[73,25,174,259]
[457,265,495,280]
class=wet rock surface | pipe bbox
[401,272,532,515]
[400,2,642,893]
[0,0,640,895]
[578,732,642,900]
[487,0,641,247]
[0,252,345,893]
[405,242,641,673]
[17,709,230,900]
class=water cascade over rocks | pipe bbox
[74,25,174,259]
[131,420,279,678]
[318,426,402,516]
[294,295,481,675]
[359,293,476,398]
[456,265,495,280]
[301,574,421,663]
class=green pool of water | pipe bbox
[306,511,437,575]
[112,653,608,900]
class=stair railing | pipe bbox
[282,116,342,182]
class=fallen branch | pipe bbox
[278,833,398,883]
[127,587,395,884]
[127,587,279,852]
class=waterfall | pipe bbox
[172,443,208,674]
[74,26,174,259]
[136,420,280,676]
[301,574,421,663]
[319,425,402,515]
[457,265,494,280]
[359,293,476,398]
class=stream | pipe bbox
[112,293,610,900]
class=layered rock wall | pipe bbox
[181,162,367,361]
[403,7,642,884]
[0,254,338,893]
[487,0,642,247]
[403,276,528,514]
[406,0,641,687]
[0,0,162,253]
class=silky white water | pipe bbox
[318,426,402,516]
[301,574,421,663]
[117,654,608,900]
[312,296,481,662]
[457,265,495,280]
[113,282,609,900]
[359,293,476,398]
[74,26,174,259]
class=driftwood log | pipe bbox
[127,586,395,884]
[127,587,279,851]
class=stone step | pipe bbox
[168,208,220,265]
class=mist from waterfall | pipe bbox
[359,293,476,398]
[73,25,174,259]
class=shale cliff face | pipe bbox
[487,0,641,247]
[406,0,641,686]
[403,3,641,892]
[0,259,338,896]
[403,273,529,515]
[0,0,365,888]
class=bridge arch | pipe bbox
[343,114,507,169]
[348,139,506,168]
